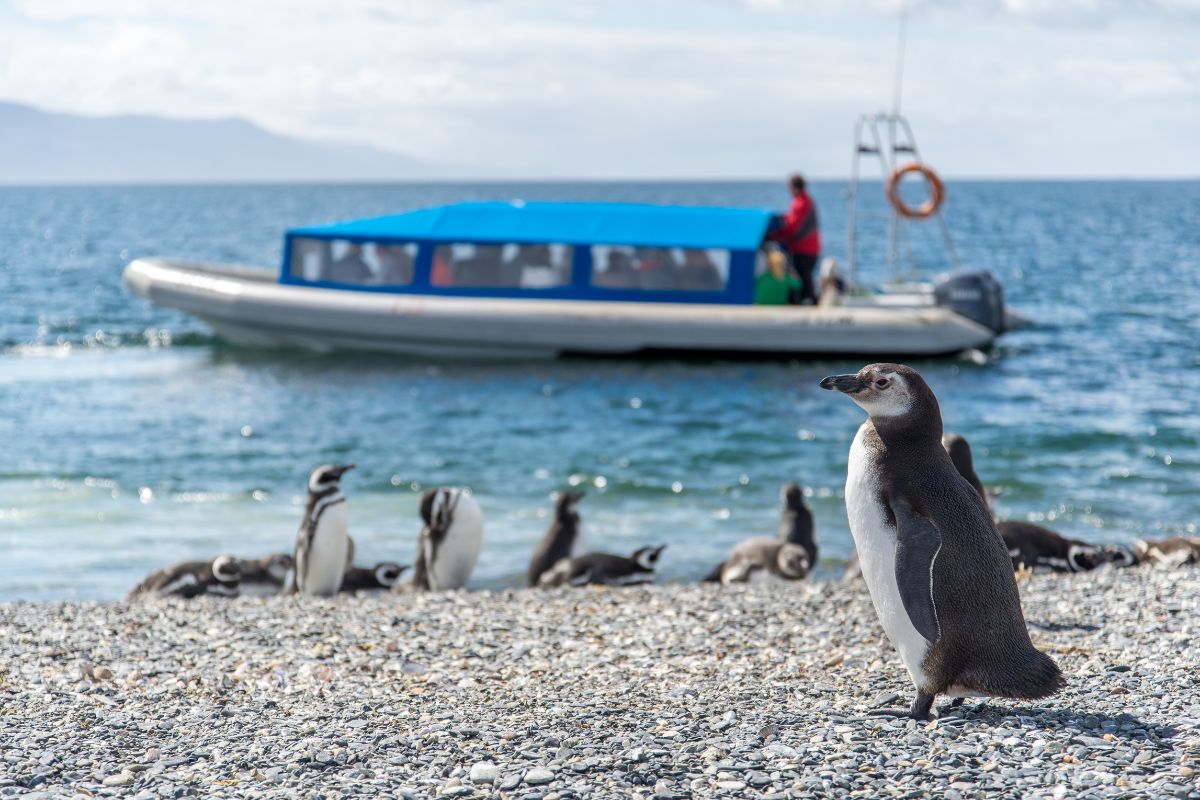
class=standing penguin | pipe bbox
[704,482,816,582]
[405,487,484,592]
[129,555,241,600]
[821,364,1063,719]
[528,491,586,587]
[779,482,817,566]
[941,433,987,506]
[293,464,355,597]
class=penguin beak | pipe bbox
[333,464,355,478]
[820,374,866,394]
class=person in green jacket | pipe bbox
[755,248,800,305]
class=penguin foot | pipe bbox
[910,692,935,721]
[873,690,936,724]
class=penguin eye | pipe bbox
[874,378,890,389]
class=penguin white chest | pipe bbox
[426,494,483,591]
[845,424,932,690]
[304,502,349,596]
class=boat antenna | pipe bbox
[892,0,909,115]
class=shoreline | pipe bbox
[1,568,1197,798]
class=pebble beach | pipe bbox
[2,567,1197,799]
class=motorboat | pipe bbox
[123,198,1016,359]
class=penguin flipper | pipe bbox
[891,498,942,643]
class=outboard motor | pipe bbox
[933,271,1006,334]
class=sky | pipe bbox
[1,0,1198,179]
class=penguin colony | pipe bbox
[129,362,1198,718]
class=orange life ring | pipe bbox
[885,162,945,219]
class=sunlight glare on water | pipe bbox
[0,181,1197,600]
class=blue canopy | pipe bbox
[288,201,776,251]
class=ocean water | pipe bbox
[1,180,1197,601]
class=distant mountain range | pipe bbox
[0,101,460,184]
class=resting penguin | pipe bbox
[703,482,816,582]
[341,562,409,592]
[539,545,666,588]
[1131,536,1200,568]
[714,538,810,585]
[528,491,586,587]
[403,488,484,592]
[128,555,241,600]
[821,363,1063,720]
[293,464,355,597]
[236,553,294,596]
[997,520,1122,573]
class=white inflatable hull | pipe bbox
[123,257,998,358]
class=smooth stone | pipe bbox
[524,768,555,785]
[470,762,499,784]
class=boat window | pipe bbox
[431,243,573,288]
[289,238,417,286]
[591,246,728,292]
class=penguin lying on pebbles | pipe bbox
[998,520,1127,573]
[1129,537,1200,568]
[341,562,409,592]
[822,363,1063,720]
[539,545,666,588]
[704,482,816,583]
[528,491,586,587]
[235,553,294,596]
[129,555,241,599]
[713,538,811,585]
[294,464,355,597]
[402,488,484,592]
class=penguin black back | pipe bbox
[528,491,585,587]
[822,363,1063,715]
[778,482,817,566]
[540,545,665,588]
[342,562,409,592]
[941,433,1116,574]
[867,367,1060,700]
[942,432,987,504]
[998,520,1115,573]
[129,555,241,600]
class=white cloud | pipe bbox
[0,0,1196,177]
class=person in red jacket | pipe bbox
[768,174,822,304]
